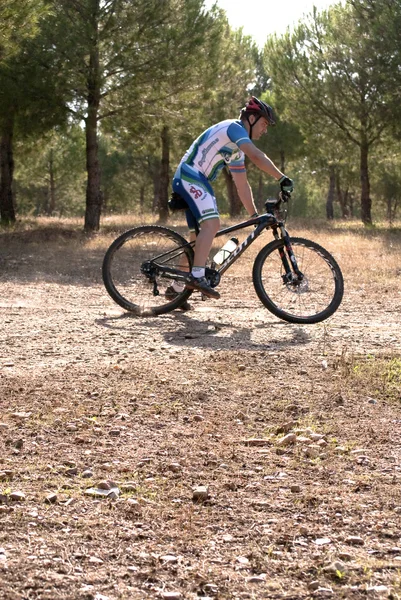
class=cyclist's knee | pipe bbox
[201,217,220,235]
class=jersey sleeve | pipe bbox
[228,151,245,174]
[226,122,250,147]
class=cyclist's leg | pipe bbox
[173,165,220,269]
[173,166,220,298]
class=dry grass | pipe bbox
[0,214,401,600]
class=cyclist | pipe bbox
[167,96,294,301]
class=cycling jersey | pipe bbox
[175,119,250,181]
[172,119,251,227]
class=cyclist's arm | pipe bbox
[240,141,284,180]
[230,171,257,217]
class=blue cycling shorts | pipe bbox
[173,163,219,232]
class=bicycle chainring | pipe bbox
[205,267,221,288]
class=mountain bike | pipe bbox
[102,192,344,324]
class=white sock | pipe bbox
[172,281,185,293]
[191,267,205,278]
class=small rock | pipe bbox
[334,394,345,405]
[45,493,58,504]
[246,574,266,583]
[303,445,321,458]
[338,552,353,561]
[10,492,26,502]
[308,581,319,590]
[350,449,369,455]
[276,421,296,434]
[290,485,301,493]
[192,486,209,502]
[346,536,364,546]
[0,471,14,481]
[367,586,388,593]
[88,556,103,564]
[97,481,112,490]
[81,470,93,478]
[315,588,333,596]
[65,468,78,476]
[323,560,346,574]
[193,415,204,422]
[109,429,121,437]
[14,439,23,449]
[168,463,182,473]
[296,436,312,444]
[314,537,331,546]
[121,484,137,492]
[106,490,119,500]
[278,433,297,446]
[126,499,141,512]
[162,593,181,600]
[203,583,218,595]
[11,412,31,419]
[160,555,179,564]
[0,423,9,430]
[242,438,271,447]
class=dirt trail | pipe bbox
[1,226,401,599]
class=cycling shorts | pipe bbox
[172,163,219,232]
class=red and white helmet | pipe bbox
[241,96,276,126]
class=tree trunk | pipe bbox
[152,168,160,213]
[360,139,372,224]
[336,172,349,218]
[0,115,16,225]
[84,12,102,232]
[326,165,335,220]
[349,193,355,218]
[139,185,145,214]
[48,148,56,215]
[158,125,169,223]
[223,167,241,216]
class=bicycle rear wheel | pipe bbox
[253,237,344,324]
[102,225,194,316]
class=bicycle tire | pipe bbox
[102,225,194,316]
[252,237,344,324]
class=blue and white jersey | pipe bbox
[178,119,250,182]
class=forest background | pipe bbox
[0,0,400,232]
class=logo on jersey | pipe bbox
[198,138,219,168]
[189,185,204,200]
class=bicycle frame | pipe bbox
[147,209,303,286]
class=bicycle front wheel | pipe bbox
[253,237,344,324]
[102,225,194,316]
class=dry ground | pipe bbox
[0,216,401,600]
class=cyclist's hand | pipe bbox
[279,175,294,193]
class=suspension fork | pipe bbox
[273,225,303,279]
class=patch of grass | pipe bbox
[345,354,401,404]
